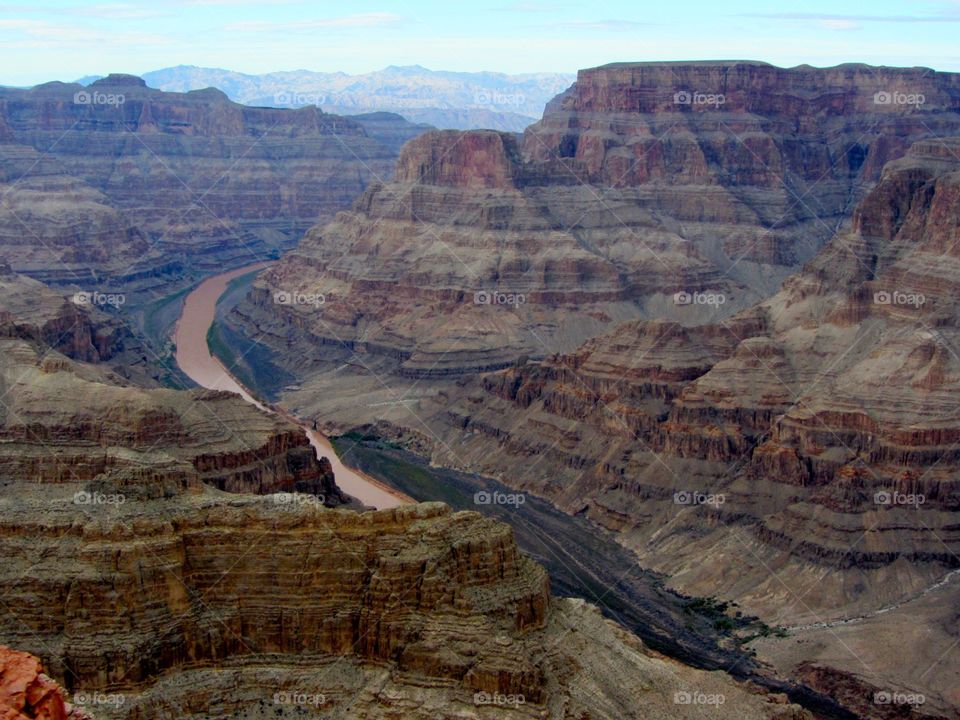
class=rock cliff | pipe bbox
[0,75,428,284]
[223,68,960,715]
[0,274,341,501]
[378,138,960,715]
[0,492,809,719]
[235,61,960,378]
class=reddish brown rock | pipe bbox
[0,647,91,720]
[396,129,522,188]
[0,273,342,503]
[235,61,960,381]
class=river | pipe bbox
[172,262,410,510]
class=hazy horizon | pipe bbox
[2,0,959,86]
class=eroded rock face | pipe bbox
[0,491,809,720]
[0,277,341,502]
[235,61,960,378]
[424,138,960,573]
[0,75,428,283]
[0,647,92,719]
[233,137,960,715]
[360,139,960,714]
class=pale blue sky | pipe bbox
[2,0,960,85]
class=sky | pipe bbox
[1,0,960,85]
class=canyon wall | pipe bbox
[236,61,960,377]
[0,75,428,284]
[224,63,960,716]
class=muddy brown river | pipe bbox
[173,262,409,510]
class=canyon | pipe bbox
[0,263,810,718]
[233,61,960,377]
[0,74,427,286]
[223,61,960,717]
[3,56,960,719]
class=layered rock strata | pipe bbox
[0,75,428,283]
[228,124,960,715]
[0,275,340,501]
[398,138,960,597]
[0,266,808,718]
[369,138,960,715]
[236,61,960,375]
[0,493,809,719]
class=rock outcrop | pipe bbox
[0,75,429,284]
[0,647,92,720]
[0,275,341,502]
[235,61,960,378]
[0,489,808,720]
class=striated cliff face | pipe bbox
[0,75,428,284]
[229,128,960,714]
[235,61,960,379]
[0,274,341,502]
[0,493,809,720]
[368,138,960,716]
[423,137,960,579]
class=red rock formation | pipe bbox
[396,129,521,188]
[0,647,91,720]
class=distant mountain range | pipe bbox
[78,65,575,132]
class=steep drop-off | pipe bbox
[0,270,808,719]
